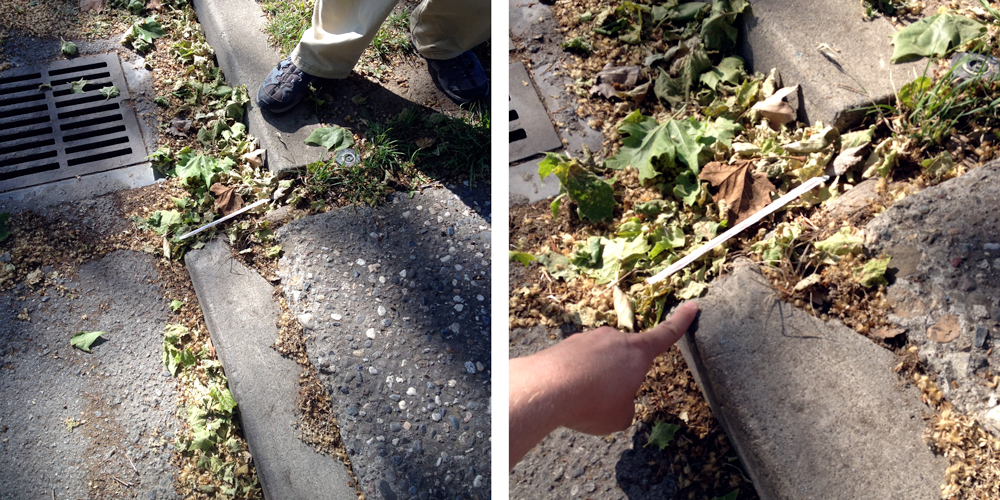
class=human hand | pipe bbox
[509,301,699,468]
[545,301,700,435]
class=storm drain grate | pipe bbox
[0,53,148,192]
[509,62,562,163]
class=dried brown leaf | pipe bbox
[873,327,905,339]
[613,285,634,332]
[927,314,960,343]
[751,85,799,129]
[697,160,777,225]
[209,183,244,216]
[166,118,192,137]
[146,0,162,11]
[240,148,266,168]
[590,64,640,99]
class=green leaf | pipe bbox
[571,237,604,268]
[70,79,87,94]
[889,13,985,63]
[634,199,676,218]
[509,251,537,267]
[0,212,9,243]
[189,426,216,451]
[701,14,738,51]
[676,279,708,299]
[605,111,676,183]
[667,119,710,173]
[538,152,564,179]
[142,210,183,236]
[209,385,237,414]
[898,76,932,108]
[700,56,744,90]
[71,331,104,353]
[653,43,713,106]
[669,2,710,23]
[175,152,234,190]
[127,0,144,14]
[265,245,283,259]
[536,252,579,281]
[304,126,355,151]
[921,150,954,179]
[170,299,184,312]
[672,172,701,206]
[706,117,742,148]
[645,421,681,450]
[749,222,803,264]
[550,193,566,219]
[813,227,863,264]
[553,159,617,221]
[857,255,890,288]
[98,86,119,100]
[711,489,740,500]
[60,39,77,56]
[560,36,592,55]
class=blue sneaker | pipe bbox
[423,50,489,104]
[257,56,317,113]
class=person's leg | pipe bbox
[292,0,399,79]
[410,0,491,103]
[257,0,397,113]
[410,0,490,60]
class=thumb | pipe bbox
[634,301,699,357]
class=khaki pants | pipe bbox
[291,0,490,79]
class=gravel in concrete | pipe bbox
[680,261,947,499]
[509,326,681,500]
[866,159,1000,430]
[276,186,492,500]
[0,250,180,500]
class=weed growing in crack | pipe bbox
[259,0,314,56]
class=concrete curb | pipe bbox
[186,238,356,500]
[680,262,947,499]
[192,0,322,175]
[737,0,923,130]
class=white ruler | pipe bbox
[646,174,830,285]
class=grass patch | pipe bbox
[363,104,491,183]
[357,7,413,80]
[297,103,490,208]
[259,0,314,56]
[866,54,1000,161]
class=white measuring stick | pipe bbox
[646,174,830,285]
[178,198,270,240]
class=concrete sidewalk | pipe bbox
[193,0,485,176]
[737,0,923,130]
[186,238,356,500]
[680,262,947,499]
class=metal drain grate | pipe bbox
[509,62,562,163]
[0,53,148,192]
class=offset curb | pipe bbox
[192,0,322,175]
[737,0,923,130]
[186,238,355,500]
[680,263,946,499]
